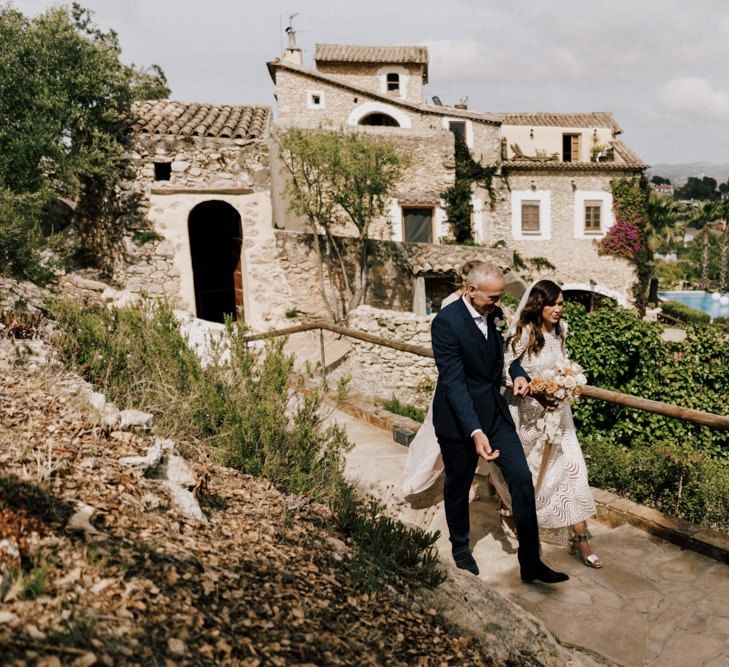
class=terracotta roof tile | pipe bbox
[501,112,622,134]
[130,100,270,139]
[404,243,511,275]
[609,140,648,168]
[503,140,647,171]
[315,44,429,65]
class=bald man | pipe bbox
[431,262,568,584]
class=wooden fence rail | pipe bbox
[244,321,729,431]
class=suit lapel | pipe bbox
[456,298,492,363]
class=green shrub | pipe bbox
[500,291,520,309]
[564,301,729,529]
[582,434,729,530]
[51,299,348,501]
[0,190,55,285]
[332,484,445,591]
[51,299,444,589]
[660,299,711,324]
[382,395,426,423]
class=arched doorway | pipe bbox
[188,201,243,323]
[358,112,399,127]
[563,289,615,312]
[561,283,625,312]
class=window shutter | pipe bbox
[521,202,540,233]
[571,135,580,163]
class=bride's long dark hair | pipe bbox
[509,280,564,356]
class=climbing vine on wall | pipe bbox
[441,137,507,244]
[597,177,652,313]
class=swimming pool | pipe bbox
[658,291,729,319]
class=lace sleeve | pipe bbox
[503,327,531,387]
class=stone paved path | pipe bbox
[335,408,729,667]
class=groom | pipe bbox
[431,261,568,584]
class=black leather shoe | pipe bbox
[453,549,480,576]
[521,562,569,584]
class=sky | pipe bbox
[13,0,729,165]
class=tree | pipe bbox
[689,201,720,289]
[276,128,408,321]
[129,64,171,101]
[675,176,719,201]
[646,192,682,253]
[650,175,671,186]
[715,200,729,291]
[0,4,169,281]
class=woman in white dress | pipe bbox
[402,262,487,501]
[491,280,602,568]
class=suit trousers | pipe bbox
[438,416,540,569]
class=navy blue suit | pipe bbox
[431,297,540,569]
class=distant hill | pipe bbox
[648,163,729,186]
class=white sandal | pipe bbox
[569,529,603,568]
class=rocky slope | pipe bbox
[0,277,591,666]
[0,349,505,666]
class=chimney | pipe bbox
[283,25,302,66]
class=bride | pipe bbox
[492,280,602,568]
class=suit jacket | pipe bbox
[431,298,527,441]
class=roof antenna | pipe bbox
[285,12,298,49]
[282,13,303,65]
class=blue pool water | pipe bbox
[659,291,729,319]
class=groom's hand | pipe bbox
[473,431,499,461]
[513,376,530,396]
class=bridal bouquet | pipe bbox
[528,358,587,405]
[527,358,587,493]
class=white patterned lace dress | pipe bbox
[490,322,596,539]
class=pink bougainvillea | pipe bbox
[596,213,646,261]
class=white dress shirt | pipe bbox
[462,295,488,340]
[462,296,490,437]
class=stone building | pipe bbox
[267,39,649,305]
[268,43,501,244]
[123,100,293,328]
[119,37,648,327]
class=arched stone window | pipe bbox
[358,112,400,127]
[347,102,412,128]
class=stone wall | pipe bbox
[329,306,436,408]
[274,231,414,319]
[314,62,424,105]
[272,124,456,241]
[131,135,270,191]
[481,171,636,302]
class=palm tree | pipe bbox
[716,200,729,291]
[646,192,682,252]
[689,201,720,289]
